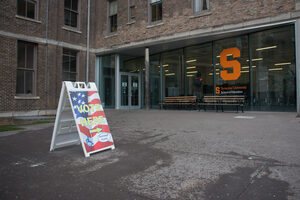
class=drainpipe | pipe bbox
[86,0,91,83]
[145,47,150,110]
[296,19,300,117]
[45,0,49,109]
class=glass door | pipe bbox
[120,72,140,109]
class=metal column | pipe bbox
[145,48,150,110]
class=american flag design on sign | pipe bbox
[69,91,114,153]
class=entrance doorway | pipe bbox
[120,72,141,109]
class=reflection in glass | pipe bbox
[185,43,213,100]
[150,54,161,108]
[100,55,115,108]
[162,50,183,97]
[251,25,296,111]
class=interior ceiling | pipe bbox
[104,24,291,58]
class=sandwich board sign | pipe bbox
[50,81,115,157]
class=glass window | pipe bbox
[250,25,296,111]
[150,54,161,108]
[17,0,37,19]
[109,0,118,33]
[62,49,77,82]
[193,0,209,13]
[185,43,213,100]
[128,0,135,21]
[16,41,36,95]
[150,0,162,22]
[215,36,249,104]
[162,50,184,97]
[64,0,78,28]
[100,55,115,108]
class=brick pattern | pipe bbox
[96,0,296,48]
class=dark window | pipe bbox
[17,0,37,19]
[109,0,118,33]
[64,0,78,28]
[16,41,36,95]
[129,0,135,20]
[193,0,209,13]
[150,0,162,22]
[62,49,77,81]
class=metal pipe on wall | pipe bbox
[145,47,150,110]
[86,0,91,83]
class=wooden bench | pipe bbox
[161,96,197,109]
[198,95,245,112]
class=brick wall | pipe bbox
[96,0,296,48]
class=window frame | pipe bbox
[148,0,162,24]
[192,0,209,14]
[16,40,37,96]
[107,0,118,34]
[16,0,39,20]
[62,48,78,82]
[64,0,80,29]
[128,0,136,23]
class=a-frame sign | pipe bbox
[50,81,115,157]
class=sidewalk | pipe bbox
[0,110,299,200]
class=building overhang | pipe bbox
[93,16,298,57]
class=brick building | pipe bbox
[0,0,300,116]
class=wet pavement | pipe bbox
[0,110,300,200]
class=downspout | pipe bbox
[86,0,91,83]
[45,0,49,110]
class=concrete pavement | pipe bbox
[0,110,299,200]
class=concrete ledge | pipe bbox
[0,110,57,118]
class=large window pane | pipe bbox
[185,43,213,100]
[250,25,296,111]
[62,49,77,82]
[162,50,183,97]
[16,70,25,94]
[17,42,26,69]
[17,0,26,17]
[100,55,115,108]
[150,54,161,108]
[27,1,35,19]
[215,36,250,105]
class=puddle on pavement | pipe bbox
[203,167,292,200]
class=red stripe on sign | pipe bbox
[88,91,98,96]
[89,111,105,118]
[89,98,101,105]
[84,141,114,153]
[78,124,91,137]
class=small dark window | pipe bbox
[129,0,135,21]
[16,41,36,95]
[150,0,162,22]
[130,5,135,19]
[62,49,77,81]
[17,0,37,19]
[109,0,118,33]
[193,0,209,13]
[64,0,79,28]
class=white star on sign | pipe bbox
[72,97,77,101]
[78,100,81,103]
[81,101,85,105]
[78,93,81,96]
[82,94,85,97]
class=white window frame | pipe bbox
[62,48,78,82]
[148,0,162,24]
[107,0,118,33]
[64,0,80,29]
[16,40,37,96]
[16,0,39,20]
[128,0,136,23]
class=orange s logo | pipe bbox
[220,47,241,81]
[216,87,220,94]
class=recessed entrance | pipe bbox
[120,72,141,109]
